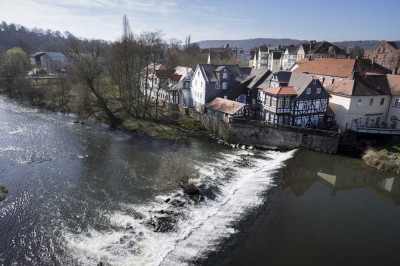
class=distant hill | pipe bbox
[197,38,306,51]
[197,38,395,52]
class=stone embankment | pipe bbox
[196,114,339,154]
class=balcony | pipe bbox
[351,120,400,135]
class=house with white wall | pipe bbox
[281,46,298,70]
[190,64,251,112]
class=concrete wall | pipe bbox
[199,114,339,153]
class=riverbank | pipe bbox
[362,147,400,175]
[0,89,207,141]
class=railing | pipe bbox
[351,121,400,135]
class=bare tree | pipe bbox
[65,38,122,127]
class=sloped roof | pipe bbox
[387,74,400,96]
[244,69,271,89]
[326,75,391,96]
[261,86,297,96]
[387,41,400,50]
[298,43,310,54]
[295,58,392,78]
[198,64,250,83]
[293,58,356,78]
[288,72,318,94]
[286,46,298,54]
[206,97,246,115]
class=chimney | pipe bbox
[310,40,316,50]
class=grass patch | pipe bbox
[362,147,400,175]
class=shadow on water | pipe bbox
[202,150,400,266]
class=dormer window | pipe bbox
[222,71,228,79]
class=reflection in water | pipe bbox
[283,150,400,204]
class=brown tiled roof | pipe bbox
[325,79,355,96]
[261,86,297,96]
[293,58,392,78]
[293,58,356,78]
[387,74,400,96]
[326,75,391,96]
[206,97,246,115]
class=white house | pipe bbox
[281,46,298,71]
[190,64,251,112]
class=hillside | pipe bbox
[197,38,394,51]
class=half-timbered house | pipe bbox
[258,72,332,127]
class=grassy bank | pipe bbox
[362,146,400,174]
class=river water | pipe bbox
[0,95,399,266]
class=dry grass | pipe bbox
[362,148,400,175]
[155,151,199,191]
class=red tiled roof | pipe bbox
[261,86,297,96]
[293,58,356,78]
[206,97,246,115]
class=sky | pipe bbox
[1,0,399,43]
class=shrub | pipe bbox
[156,151,199,191]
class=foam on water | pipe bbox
[62,149,296,265]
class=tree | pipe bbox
[350,45,364,59]
[65,37,122,127]
[108,15,164,119]
[2,47,30,79]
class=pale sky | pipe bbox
[1,0,399,43]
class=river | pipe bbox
[0,95,399,265]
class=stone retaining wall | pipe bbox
[198,114,339,153]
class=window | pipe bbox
[201,81,203,88]
[316,88,321,94]
[215,82,220,89]
[328,77,334,85]
[271,99,276,107]
[382,61,385,66]
[303,101,309,110]
[195,80,197,86]
[369,98,374,106]
[222,82,227,89]
[306,88,311,94]
[278,98,284,108]
[285,98,290,108]
[380,98,385,105]
[357,98,362,107]
[395,98,400,107]
[222,72,228,79]
[197,71,200,76]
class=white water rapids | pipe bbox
[63,149,295,265]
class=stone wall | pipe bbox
[199,114,339,153]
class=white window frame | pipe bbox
[306,88,311,94]
[222,82,227,90]
[394,98,400,107]
[357,98,362,107]
[316,88,321,94]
